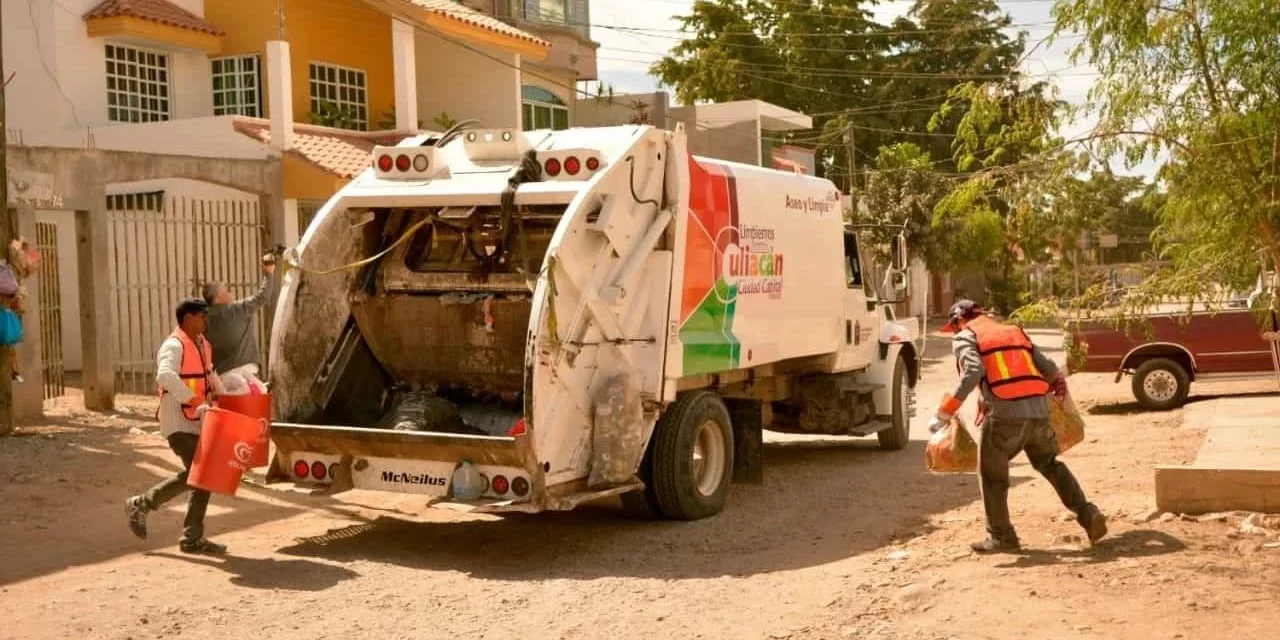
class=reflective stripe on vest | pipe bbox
[966,316,1050,401]
[157,329,213,422]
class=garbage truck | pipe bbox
[265,123,924,520]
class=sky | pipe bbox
[586,0,1158,177]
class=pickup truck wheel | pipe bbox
[1132,358,1190,410]
[877,355,910,451]
[649,391,734,521]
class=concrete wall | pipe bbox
[7,145,283,416]
[416,30,520,130]
[682,119,761,166]
[575,91,670,128]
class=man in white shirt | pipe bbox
[125,299,227,554]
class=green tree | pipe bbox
[1050,0,1280,310]
[850,143,957,270]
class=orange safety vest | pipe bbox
[966,316,1050,401]
[158,328,214,422]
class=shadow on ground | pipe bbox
[0,421,385,586]
[274,438,1026,582]
[1087,391,1280,416]
[144,551,359,591]
[994,529,1188,569]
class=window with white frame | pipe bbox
[211,55,262,117]
[521,85,569,131]
[105,44,170,123]
[308,62,368,131]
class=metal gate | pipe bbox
[35,221,66,399]
[108,195,267,395]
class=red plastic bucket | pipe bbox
[216,393,272,467]
[188,407,261,495]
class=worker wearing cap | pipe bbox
[930,299,1107,553]
[125,299,227,554]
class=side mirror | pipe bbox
[892,270,908,292]
[893,233,908,271]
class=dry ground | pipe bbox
[2,329,1279,640]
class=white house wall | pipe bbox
[106,178,258,204]
[2,0,64,141]
[414,29,520,130]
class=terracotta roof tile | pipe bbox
[233,119,420,179]
[400,0,547,48]
[84,0,225,36]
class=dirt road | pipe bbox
[2,330,1279,640]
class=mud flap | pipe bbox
[725,398,763,484]
[588,373,647,488]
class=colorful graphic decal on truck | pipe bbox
[681,157,788,375]
[679,157,742,375]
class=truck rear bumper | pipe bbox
[268,422,537,504]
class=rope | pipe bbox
[283,217,432,277]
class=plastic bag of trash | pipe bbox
[1048,391,1085,454]
[926,415,978,473]
[218,364,267,396]
[383,390,471,433]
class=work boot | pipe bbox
[1080,504,1109,544]
[125,496,148,539]
[970,537,1021,554]
[179,538,228,555]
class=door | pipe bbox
[1181,310,1276,374]
[833,231,878,371]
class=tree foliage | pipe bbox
[1050,0,1280,309]
[650,0,1027,193]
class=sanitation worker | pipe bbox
[929,299,1107,553]
[201,252,278,379]
[124,299,227,554]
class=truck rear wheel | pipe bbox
[647,391,735,521]
[877,355,910,451]
[1132,358,1190,410]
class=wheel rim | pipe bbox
[691,419,727,498]
[1143,370,1179,402]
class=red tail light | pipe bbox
[491,475,510,495]
[395,154,411,172]
[376,155,394,172]
[544,158,562,177]
[585,157,600,172]
[311,461,328,480]
[564,156,581,176]
[511,476,529,497]
[293,460,310,478]
[507,418,527,437]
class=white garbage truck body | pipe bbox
[266,124,923,520]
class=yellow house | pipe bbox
[207,0,547,229]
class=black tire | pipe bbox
[877,355,910,451]
[1132,358,1191,411]
[648,391,735,521]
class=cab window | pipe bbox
[844,232,863,289]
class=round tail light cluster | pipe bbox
[487,474,530,498]
[292,458,337,482]
[374,153,430,173]
[544,155,600,178]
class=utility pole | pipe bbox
[0,2,13,437]
[844,120,857,192]
[276,0,286,39]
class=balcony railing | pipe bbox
[491,0,590,40]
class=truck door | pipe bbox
[833,231,879,371]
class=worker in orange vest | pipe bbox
[929,300,1107,553]
[125,299,227,554]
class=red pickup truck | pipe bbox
[1066,308,1279,410]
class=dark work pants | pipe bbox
[979,417,1092,542]
[141,433,209,543]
